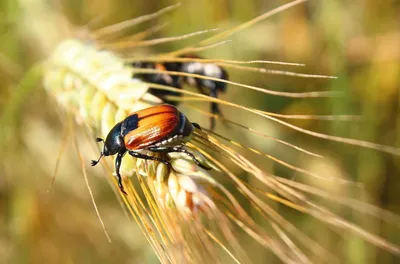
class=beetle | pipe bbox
[132,54,228,130]
[91,104,210,194]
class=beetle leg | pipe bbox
[209,88,222,131]
[115,152,127,195]
[176,147,212,170]
[128,151,170,165]
[148,146,212,170]
[147,146,179,152]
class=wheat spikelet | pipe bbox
[37,1,400,264]
[43,38,236,262]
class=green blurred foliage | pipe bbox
[0,0,399,263]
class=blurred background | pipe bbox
[0,0,399,263]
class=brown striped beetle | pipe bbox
[133,54,228,130]
[91,104,210,194]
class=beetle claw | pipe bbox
[118,180,128,195]
[91,160,98,166]
[120,187,128,195]
[199,163,212,170]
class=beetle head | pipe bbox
[91,122,125,166]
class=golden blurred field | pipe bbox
[0,0,399,263]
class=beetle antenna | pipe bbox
[91,152,103,166]
[92,137,105,166]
